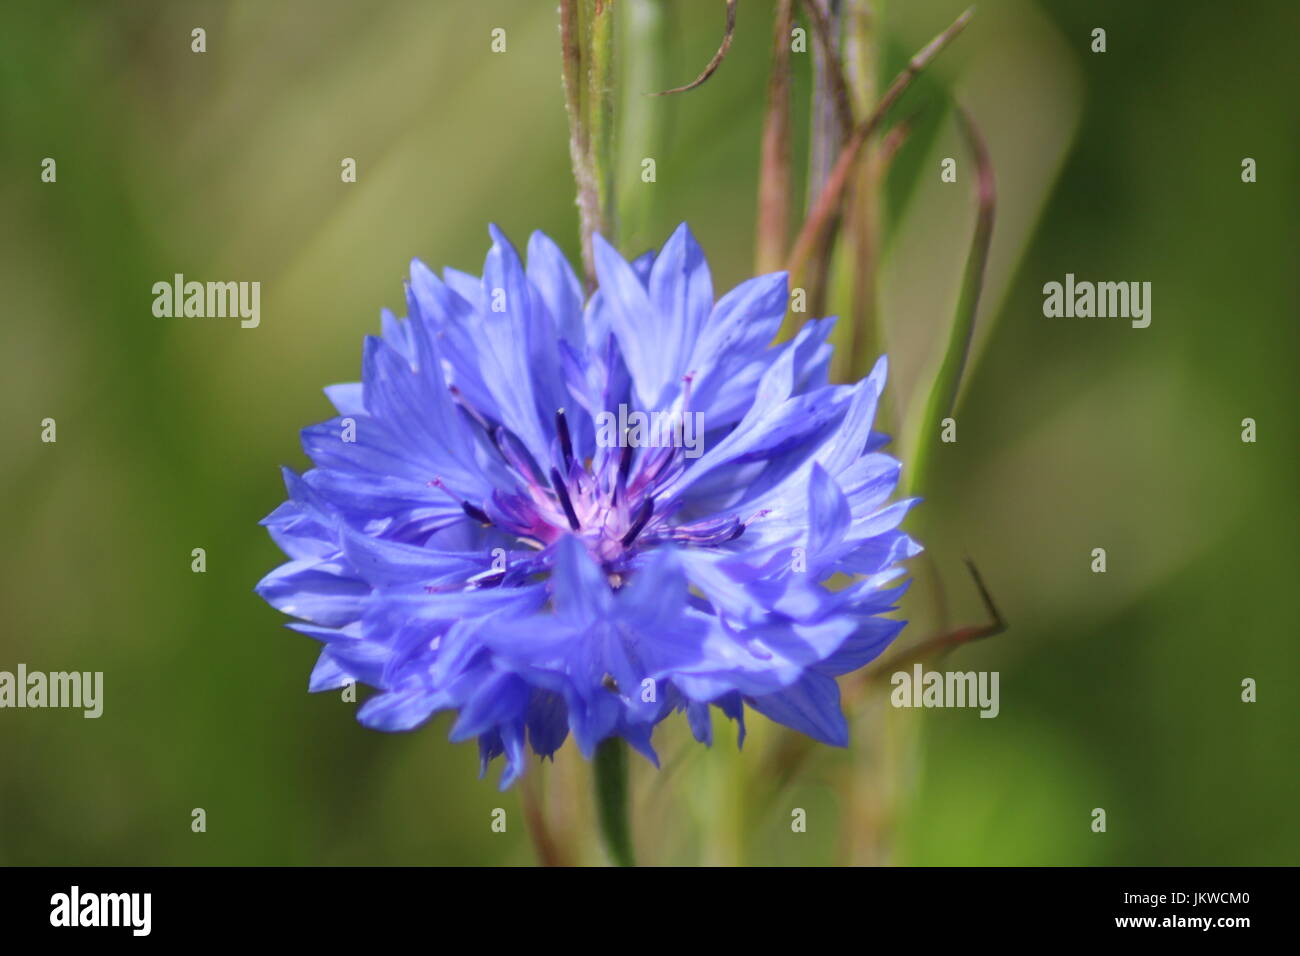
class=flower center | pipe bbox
[431,395,755,584]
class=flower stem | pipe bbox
[587,0,617,235]
[841,0,882,380]
[801,0,846,318]
[560,0,617,288]
[593,737,636,866]
[905,105,995,497]
[617,0,668,250]
[786,7,973,280]
[754,0,795,274]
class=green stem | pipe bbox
[755,0,795,274]
[617,0,668,250]
[786,7,973,279]
[841,0,882,380]
[782,6,973,342]
[801,1,845,319]
[560,0,598,285]
[593,737,636,866]
[905,106,995,497]
[588,0,617,238]
[559,0,618,288]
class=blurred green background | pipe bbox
[1,0,1296,865]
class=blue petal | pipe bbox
[549,534,613,624]
[339,526,488,586]
[747,671,849,746]
[450,671,530,741]
[476,225,552,461]
[323,382,365,416]
[361,336,487,496]
[807,463,850,556]
[525,690,570,759]
[256,557,368,627]
[357,684,443,731]
[647,223,712,396]
[686,700,713,745]
[593,233,671,409]
[526,230,585,347]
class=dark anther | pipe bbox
[549,468,582,531]
[621,496,655,547]
[461,501,492,525]
[555,408,575,472]
[617,441,633,483]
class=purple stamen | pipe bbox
[617,440,633,484]
[549,467,582,531]
[621,496,655,547]
[555,408,575,473]
[430,476,493,527]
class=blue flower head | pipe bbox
[257,224,920,787]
